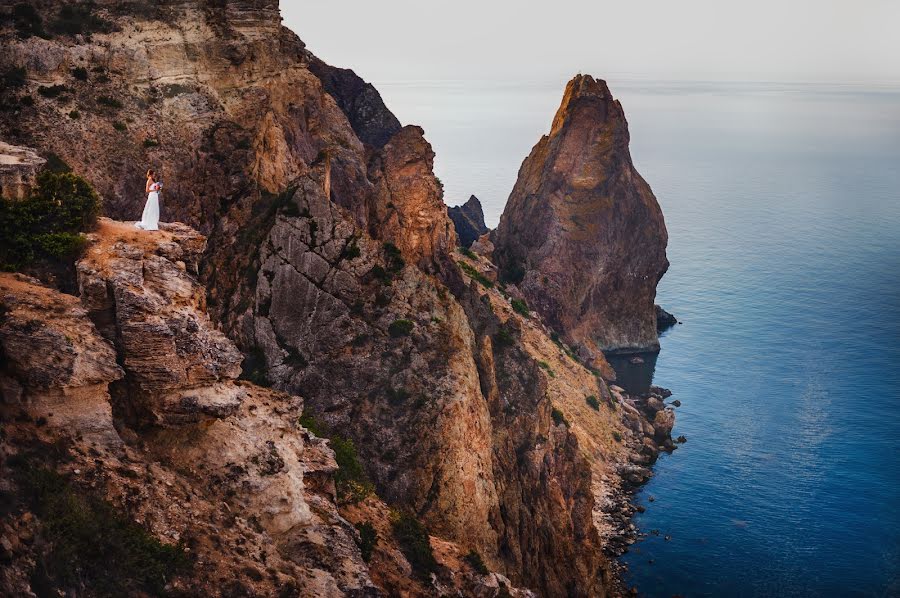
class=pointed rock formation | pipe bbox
[494,74,669,354]
[449,195,490,248]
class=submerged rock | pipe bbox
[494,74,669,353]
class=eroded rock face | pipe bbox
[494,75,669,353]
[449,195,490,248]
[367,125,458,274]
[0,141,46,200]
[76,219,244,427]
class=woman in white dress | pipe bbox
[135,169,160,231]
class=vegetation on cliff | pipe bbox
[0,169,100,270]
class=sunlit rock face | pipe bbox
[494,75,669,354]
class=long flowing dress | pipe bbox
[135,184,160,231]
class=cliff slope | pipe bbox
[494,75,669,354]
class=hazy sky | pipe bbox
[283,1,900,84]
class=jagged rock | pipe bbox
[449,195,490,247]
[308,56,402,148]
[0,273,123,443]
[656,304,678,331]
[494,74,669,353]
[367,125,458,274]
[470,233,495,259]
[0,141,45,200]
[77,219,243,427]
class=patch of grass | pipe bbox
[586,395,601,411]
[494,325,515,349]
[71,66,88,81]
[112,121,127,132]
[464,550,489,575]
[457,246,477,260]
[458,260,494,288]
[511,298,529,317]
[96,95,123,109]
[391,511,438,581]
[298,411,326,437]
[0,170,100,270]
[388,319,414,338]
[331,436,374,503]
[354,521,377,563]
[15,464,189,596]
[537,361,556,378]
[551,407,569,428]
[343,238,360,260]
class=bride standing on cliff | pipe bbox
[135,169,161,231]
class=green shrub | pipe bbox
[2,66,27,88]
[511,298,529,317]
[551,407,569,428]
[97,95,123,109]
[391,511,438,581]
[500,260,526,285]
[612,431,623,442]
[331,436,373,503]
[38,85,67,99]
[383,242,404,272]
[388,319,414,338]
[494,325,515,349]
[44,153,72,174]
[71,66,88,81]
[16,465,188,596]
[113,121,127,131]
[12,3,47,38]
[68,110,80,119]
[457,246,476,260]
[464,550,489,575]
[458,260,494,288]
[0,170,100,270]
[537,360,556,378]
[50,4,114,36]
[298,411,325,437]
[354,522,378,563]
[586,395,600,411]
[143,138,160,148]
[343,238,360,260]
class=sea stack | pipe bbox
[494,74,669,354]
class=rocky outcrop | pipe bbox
[449,195,490,247]
[0,236,379,597]
[0,141,45,200]
[656,304,678,331]
[367,125,458,275]
[76,219,244,428]
[494,75,669,354]
[308,56,403,148]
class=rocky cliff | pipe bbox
[449,194,490,247]
[0,4,676,596]
[493,75,669,355]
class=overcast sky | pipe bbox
[283,1,900,85]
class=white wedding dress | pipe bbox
[135,183,160,231]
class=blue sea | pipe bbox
[378,79,900,597]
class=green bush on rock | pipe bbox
[391,511,438,581]
[0,170,101,270]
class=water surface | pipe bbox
[378,79,900,596]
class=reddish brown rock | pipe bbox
[494,74,669,353]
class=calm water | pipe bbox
[379,79,900,596]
